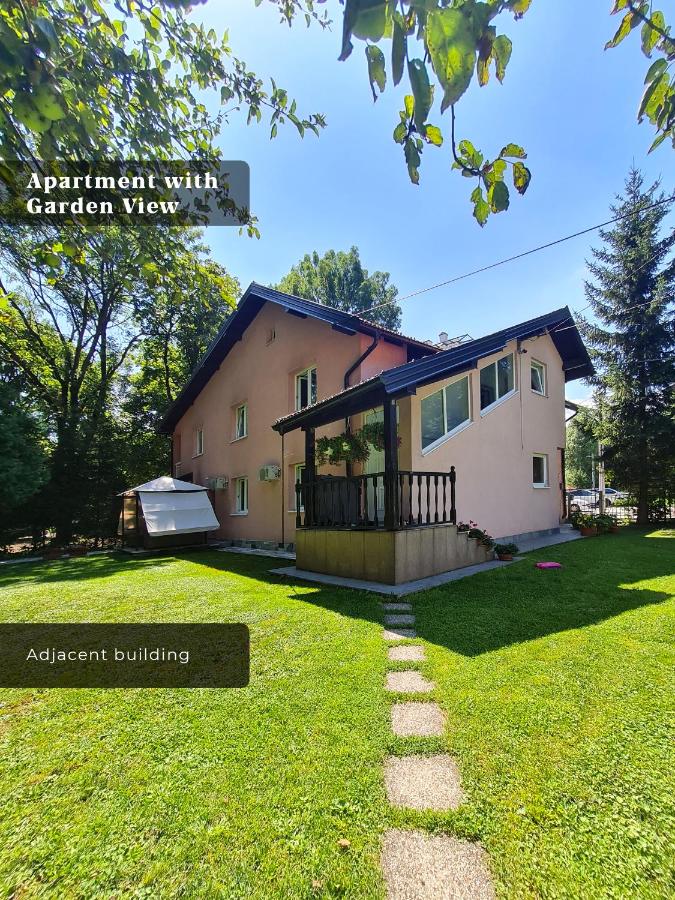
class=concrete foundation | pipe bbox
[295,524,492,585]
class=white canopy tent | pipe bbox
[118,477,219,545]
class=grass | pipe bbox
[0,529,673,898]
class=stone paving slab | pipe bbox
[269,560,521,596]
[388,645,425,662]
[382,602,413,612]
[391,703,445,737]
[386,671,434,694]
[381,829,495,899]
[383,628,417,640]
[384,614,416,626]
[384,755,465,810]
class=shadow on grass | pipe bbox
[2,533,671,658]
[267,531,674,657]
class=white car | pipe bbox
[567,488,627,512]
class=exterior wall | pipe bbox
[406,333,566,539]
[171,303,409,543]
[296,524,492,585]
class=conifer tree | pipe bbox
[583,169,675,524]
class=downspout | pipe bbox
[280,431,285,548]
[343,333,380,477]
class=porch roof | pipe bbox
[273,306,593,435]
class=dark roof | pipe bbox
[273,306,594,434]
[158,282,436,433]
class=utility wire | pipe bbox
[360,193,675,317]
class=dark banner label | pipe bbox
[0,623,249,687]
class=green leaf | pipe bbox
[424,124,443,146]
[644,58,668,83]
[605,11,635,49]
[512,161,531,194]
[641,11,665,57]
[500,142,527,159]
[425,7,476,113]
[33,17,59,53]
[407,58,433,130]
[484,158,506,184]
[392,18,406,86]
[488,180,510,212]
[507,0,532,16]
[404,137,421,184]
[648,131,668,153]
[366,44,386,100]
[458,139,483,169]
[404,94,414,119]
[353,1,392,43]
[638,72,669,121]
[471,187,490,226]
[393,121,407,144]
[493,35,512,83]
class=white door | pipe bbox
[364,409,385,521]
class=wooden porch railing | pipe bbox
[295,468,456,531]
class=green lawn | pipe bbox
[0,530,673,898]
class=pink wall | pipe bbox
[172,303,409,543]
[403,333,567,539]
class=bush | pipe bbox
[495,542,519,556]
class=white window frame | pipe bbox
[295,366,317,411]
[294,463,305,511]
[194,427,204,457]
[532,453,549,488]
[421,375,472,454]
[234,403,248,440]
[233,477,248,514]
[479,352,516,415]
[530,359,547,396]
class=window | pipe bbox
[195,427,204,456]
[421,375,471,452]
[480,353,515,411]
[533,454,548,488]
[531,359,546,395]
[294,463,305,511]
[234,477,248,513]
[235,403,248,439]
[295,366,317,410]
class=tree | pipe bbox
[582,169,675,524]
[0,367,48,545]
[0,225,236,542]
[276,246,402,330]
[565,407,597,489]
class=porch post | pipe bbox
[303,426,315,526]
[383,398,399,530]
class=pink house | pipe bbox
[159,283,592,582]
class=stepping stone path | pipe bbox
[391,702,444,737]
[386,671,434,694]
[381,830,496,900]
[384,613,416,627]
[379,600,495,898]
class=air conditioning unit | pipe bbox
[174,462,182,477]
[258,465,281,482]
[208,476,229,490]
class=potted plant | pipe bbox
[494,542,519,561]
[594,514,615,535]
[576,513,598,536]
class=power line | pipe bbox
[360,193,675,317]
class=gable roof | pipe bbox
[273,306,594,434]
[157,282,437,434]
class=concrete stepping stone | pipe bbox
[386,671,434,694]
[383,602,413,612]
[381,828,495,899]
[383,628,417,640]
[391,702,445,737]
[384,755,465,810]
[384,614,416,627]
[388,645,425,662]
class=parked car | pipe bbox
[567,488,627,512]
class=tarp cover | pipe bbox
[138,489,219,536]
[121,476,205,495]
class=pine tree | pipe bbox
[583,169,675,525]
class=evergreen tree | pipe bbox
[583,169,675,524]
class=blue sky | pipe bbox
[194,1,673,401]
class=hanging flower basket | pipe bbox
[316,421,400,467]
